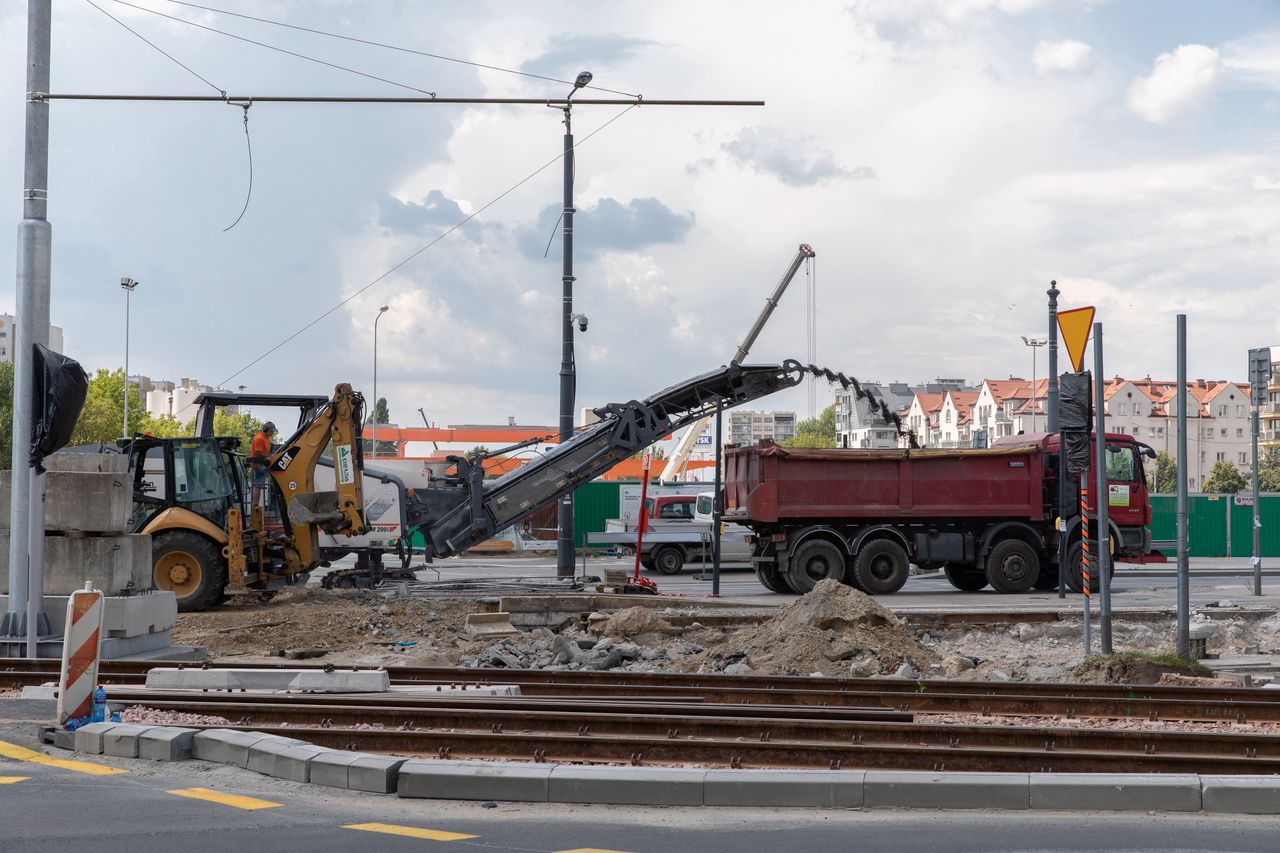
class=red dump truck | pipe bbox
[723,433,1154,596]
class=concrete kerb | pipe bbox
[47,727,1280,812]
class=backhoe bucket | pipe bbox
[288,490,348,533]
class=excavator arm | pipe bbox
[268,382,371,568]
[406,360,805,560]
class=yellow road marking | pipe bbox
[0,776,30,784]
[343,823,478,841]
[167,787,283,811]
[0,738,127,776]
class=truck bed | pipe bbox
[724,443,1047,523]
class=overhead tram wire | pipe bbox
[105,0,438,97]
[160,0,641,99]
[85,0,224,95]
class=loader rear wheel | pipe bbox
[985,539,1040,594]
[852,539,910,594]
[152,530,227,613]
[787,539,847,594]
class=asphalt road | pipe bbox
[3,743,1280,853]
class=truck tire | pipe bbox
[640,557,655,571]
[985,539,1040,594]
[1064,540,1114,594]
[851,539,910,595]
[1033,569,1060,591]
[944,564,988,592]
[152,530,227,613]
[651,545,686,575]
[787,539,848,594]
[755,563,794,593]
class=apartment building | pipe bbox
[0,314,64,362]
[727,410,796,445]
[834,381,917,448]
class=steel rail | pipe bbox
[187,723,1280,774]
[116,696,1280,761]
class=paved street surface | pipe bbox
[368,554,1280,613]
[0,724,1277,853]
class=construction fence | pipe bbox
[1149,493,1280,558]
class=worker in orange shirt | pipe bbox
[249,421,277,509]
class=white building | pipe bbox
[834,381,917,448]
[0,314,64,362]
[727,410,796,445]
[134,376,221,422]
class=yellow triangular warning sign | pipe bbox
[1057,306,1095,372]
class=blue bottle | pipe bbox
[90,686,107,723]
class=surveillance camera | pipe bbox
[577,314,589,332]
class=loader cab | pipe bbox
[127,435,246,530]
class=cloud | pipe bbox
[519,33,654,80]
[377,189,466,232]
[1222,30,1280,90]
[1127,44,1222,124]
[850,0,1056,47]
[1032,39,1094,76]
[518,197,693,259]
[719,127,874,187]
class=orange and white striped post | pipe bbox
[56,583,104,726]
[1080,483,1092,655]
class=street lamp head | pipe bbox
[378,305,389,314]
[574,71,593,89]
[120,277,138,290]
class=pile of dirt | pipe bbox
[119,706,231,726]
[1155,673,1232,687]
[172,588,486,665]
[593,607,677,639]
[675,578,939,677]
[1072,652,1213,685]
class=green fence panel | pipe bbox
[1148,495,1177,542]
[572,480,627,547]
[1151,493,1280,558]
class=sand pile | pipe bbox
[593,607,677,639]
[677,578,939,677]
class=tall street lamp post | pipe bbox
[1021,336,1048,432]
[121,277,138,438]
[373,305,389,458]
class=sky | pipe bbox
[2,0,1279,439]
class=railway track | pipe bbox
[7,658,1280,774]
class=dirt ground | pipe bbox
[172,581,1280,685]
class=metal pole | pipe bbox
[1031,345,1037,432]
[1176,314,1190,660]
[1092,322,1112,654]
[373,305,387,458]
[1048,281,1066,598]
[712,406,723,596]
[556,105,576,578]
[1081,483,1091,656]
[1253,402,1262,596]
[4,1,53,648]
[122,285,130,438]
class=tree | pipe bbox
[1260,448,1280,493]
[1149,451,1177,493]
[211,410,264,449]
[1203,460,1248,494]
[0,361,12,470]
[364,397,397,455]
[782,405,838,449]
[70,368,153,446]
[630,446,667,462]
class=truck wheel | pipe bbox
[651,545,686,575]
[944,565,988,592]
[1032,570,1060,591]
[1064,540,1113,594]
[640,558,655,571]
[852,539,910,594]
[152,530,227,613]
[985,540,1040,594]
[755,563,795,593]
[787,539,848,594]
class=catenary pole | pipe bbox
[1176,315,1190,660]
[1092,322,1112,654]
[556,101,576,578]
[5,1,53,655]
[1048,282,1067,598]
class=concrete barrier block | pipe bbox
[309,750,362,789]
[0,470,131,534]
[548,765,705,806]
[192,729,276,768]
[348,755,408,794]
[144,667,390,693]
[704,769,865,808]
[101,723,153,758]
[137,727,196,761]
[45,451,129,475]
[1029,773,1201,812]
[397,760,552,802]
[72,722,117,755]
[864,771,1029,810]
[247,740,326,783]
[0,533,152,596]
[1201,776,1280,814]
